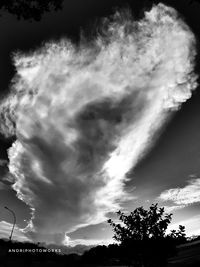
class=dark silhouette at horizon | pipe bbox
[1,203,199,267]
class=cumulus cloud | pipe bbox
[0,4,197,244]
[159,178,200,207]
[0,221,29,242]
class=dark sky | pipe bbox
[0,0,200,245]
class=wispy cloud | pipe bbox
[0,221,30,242]
[159,178,200,207]
[163,205,186,213]
[0,4,197,244]
[0,160,14,187]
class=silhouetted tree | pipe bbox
[0,0,64,21]
[108,203,187,267]
[169,225,186,245]
[82,245,109,264]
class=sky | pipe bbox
[0,0,200,248]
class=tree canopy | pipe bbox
[108,203,187,267]
[108,204,174,241]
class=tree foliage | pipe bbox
[108,204,173,242]
[108,204,187,267]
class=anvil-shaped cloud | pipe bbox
[0,4,197,244]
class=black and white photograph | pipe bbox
[0,0,200,266]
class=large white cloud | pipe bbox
[0,4,197,244]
